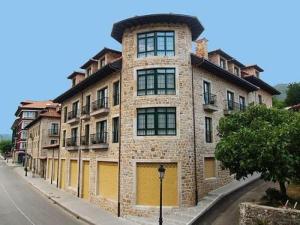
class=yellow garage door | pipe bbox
[137,163,178,206]
[70,160,78,188]
[53,159,58,182]
[47,159,52,180]
[82,161,90,200]
[204,157,216,179]
[97,162,118,200]
[60,159,66,189]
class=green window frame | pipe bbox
[137,31,175,58]
[137,107,176,136]
[137,68,175,96]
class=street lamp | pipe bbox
[158,165,166,225]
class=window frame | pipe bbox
[113,81,120,106]
[220,57,227,69]
[112,117,119,143]
[137,68,176,96]
[239,96,246,110]
[137,31,175,58]
[137,107,176,136]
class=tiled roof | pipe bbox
[15,100,58,116]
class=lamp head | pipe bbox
[158,164,166,180]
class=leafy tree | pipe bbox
[285,82,300,106]
[215,105,300,196]
[272,97,285,109]
[0,140,12,155]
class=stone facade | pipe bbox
[240,202,300,225]
[53,14,278,218]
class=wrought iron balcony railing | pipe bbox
[66,137,78,147]
[92,97,108,111]
[90,132,108,145]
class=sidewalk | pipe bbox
[10,163,136,225]
[126,173,260,225]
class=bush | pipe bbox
[265,188,286,203]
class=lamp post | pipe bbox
[158,165,166,225]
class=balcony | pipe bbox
[67,111,80,124]
[90,132,108,150]
[48,129,59,137]
[203,93,218,112]
[81,105,90,120]
[66,137,79,151]
[80,135,90,150]
[224,100,247,115]
[90,98,109,117]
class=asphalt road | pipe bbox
[194,179,276,225]
[0,159,86,225]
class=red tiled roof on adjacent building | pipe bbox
[15,100,59,116]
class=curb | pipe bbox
[187,174,261,225]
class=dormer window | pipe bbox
[220,58,227,69]
[255,70,260,78]
[137,31,175,58]
[234,66,240,76]
[87,67,92,77]
[72,78,76,87]
[100,58,105,68]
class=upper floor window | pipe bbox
[203,81,212,104]
[205,117,213,143]
[227,91,235,110]
[137,68,175,96]
[113,81,120,106]
[72,78,76,87]
[234,66,240,76]
[23,111,36,119]
[137,31,175,58]
[100,58,105,68]
[87,67,92,77]
[255,70,260,78]
[50,123,59,135]
[239,96,246,111]
[137,107,176,136]
[112,117,119,143]
[63,107,67,123]
[258,94,263,104]
[220,58,227,70]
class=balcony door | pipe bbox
[203,81,211,104]
[71,127,78,144]
[97,88,108,108]
[51,123,59,135]
[72,101,79,117]
[227,91,234,110]
[85,95,91,114]
[96,120,107,142]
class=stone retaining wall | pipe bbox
[240,202,300,225]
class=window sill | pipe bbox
[205,177,217,181]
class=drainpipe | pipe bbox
[51,148,54,184]
[38,122,42,177]
[109,63,122,217]
[192,66,199,205]
[77,92,84,198]
[57,117,61,188]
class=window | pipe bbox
[95,88,108,109]
[258,94,263,104]
[72,101,79,117]
[62,130,66,147]
[63,107,67,123]
[100,58,105,68]
[234,66,240,76]
[113,81,120,106]
[227,91,235,110]
[239,96,246,111]
[21,130,27,139]
[94,120,107,143]
[23,111,36,119]
[50,123,59,135]
[22,121,30,129]
[83,95,91,115]
[87,67,92,76]
[137,31,175,58]
[83,124,90,145]
[72,78,76,87]
[205,117,213,143]
[203,81,212,104]
[112,117,119,143]
[137,107,176,136]
[204,157,216,179]
[137,68,175,96]
[220,58,226,69]
[71,127,78,145]
[50,140,57,145]
[255,70,260,78]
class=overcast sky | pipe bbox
[0,0,299,134]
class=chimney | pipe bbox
[195,38,208,59]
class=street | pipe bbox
[194,179,276,225]
[0,159,86,225]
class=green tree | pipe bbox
[0,140,12,155]
[272,97,285,109]
[215,105,300,196]
[285,82,300,106]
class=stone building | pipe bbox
[25,105,60,178]
[53,14,280,217]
